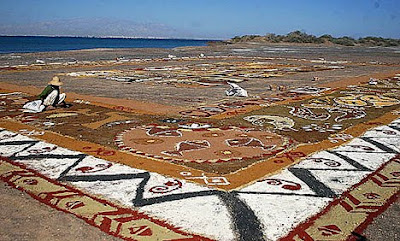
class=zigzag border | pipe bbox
[0,156,212,241]
[280,154,400,241]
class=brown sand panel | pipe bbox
[318,70,400,89]
[211,105,263,119]
[0,82,184,115]
[0,83,42,96]
[211,89,338,120]
[180,158,258,175]
[67,92,185,116]
[82,112,132,129]
[121,126,286,162]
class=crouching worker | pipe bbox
[39,76,69,109]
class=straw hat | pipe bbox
[48,76,63,86]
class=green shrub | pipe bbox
[228,31,400,47]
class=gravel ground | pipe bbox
[0,182,122,241]
[363,198,400,241]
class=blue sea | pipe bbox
[0,36,213,54]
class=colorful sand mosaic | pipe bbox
[0,118,399,240]
[64,61,344,88]
[0,75,399,177]
[0,65,400,240]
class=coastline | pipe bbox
[0,36,217,54]
[0,35,220,41]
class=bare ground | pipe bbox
[0,182,122,241]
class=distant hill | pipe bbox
[0,17,197,39]
[225,31,400,47]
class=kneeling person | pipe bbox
[39,76,68,108]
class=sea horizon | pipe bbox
[0,35,219,54]
[0,34,221,41]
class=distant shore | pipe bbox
[0,36,217,54]
[223,31,400,47]
[0,35,221,41]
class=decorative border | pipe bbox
[0,156,212,241]
[0,120,399,240]
[280,155,400,241]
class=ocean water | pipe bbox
[0,36,212,53]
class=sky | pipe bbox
[0,0,399,39]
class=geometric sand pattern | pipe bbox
[0,62,399,241]
[0,118,399,240]
[1,74,400,182]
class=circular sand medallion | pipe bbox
[115,125,291,163]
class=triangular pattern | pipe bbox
[237,193,331,241]
[309,169,370,194]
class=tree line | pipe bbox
[225,31,400,47]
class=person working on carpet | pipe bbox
[23,76,70,113]
[38,76,69,109]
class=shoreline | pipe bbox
[2,36,400,55]
[0,36,216,54]
[0,35,220,41]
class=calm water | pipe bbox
[0,36,212,53]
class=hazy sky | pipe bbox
[0,0,399,39]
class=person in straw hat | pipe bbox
[38,76,69,109]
